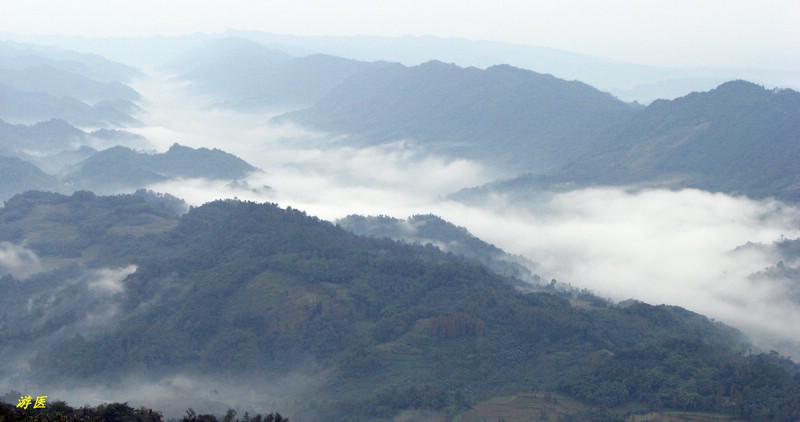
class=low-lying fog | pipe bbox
[127,71,800,358]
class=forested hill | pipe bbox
[268,56,800,201]
[453,80,800,203]
[275,60,637,172]
[0,117,257,200]
[0,193,795,420]
[337,213,543,287]
[64,143,258,193]
[567,80,800,199]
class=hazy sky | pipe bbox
[2,0,799,68]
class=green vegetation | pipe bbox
[0,190,182,263]
[0,397,286,422]
[0,194,795,420]
[456,81,800,203]
[276,61,800,202]
[338,213,544,288]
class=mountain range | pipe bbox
[147,36,800,202]
[451,80,800,202]
[64,143,258,193]
[1,191,798,421]
[164,37,381,110]
[275,60,637,173]
[0,41,141,127]
[0,119,258,200]
[0,156,57,201]
[11,32,799,104]
[269,59,800,201]
[29,34,794,203]
[2,36,800,421]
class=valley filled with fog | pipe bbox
[2,32,800,420]
[120,69,800,358]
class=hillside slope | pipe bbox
[454,81,800,202]
[0,194,795,420]
[338,213,543,287]
[0,156,58,200]
[276,61,637,173]
[64,143,258,192]
[580,81,800,196]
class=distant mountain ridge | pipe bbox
[0,40,139,83]
[0,41,141,127]
[270,60,799,200]
[11,31,799,104]
[164,37,381,109]
[0,85,141,127]
[0,156,57,200]
[0,118,85,152]
[0,118,258,199]
[276,60,637,173]
[454,80,800,202]
[597,80,800,197]
[198,31,800,103]
[65,143,258,193]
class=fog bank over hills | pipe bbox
[1,36,800,419]
[1,38,798,358]
[4,191,795,420]
[116,68,800,358]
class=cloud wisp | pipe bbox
[0,242,43,279]
[437,188,800,355]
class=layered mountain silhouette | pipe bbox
[0,41,141,127]
[0,118,86,153]
[270,59,799,200]
[454,80,800,202]
[593,80,800,198]
[2,38,800,421]
[64,143,258,193]
[0,120,258,199]
[276,60,637,172]
[165,37,382,109]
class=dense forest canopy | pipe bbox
[0,192,798,420]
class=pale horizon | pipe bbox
[2,0,799,69]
